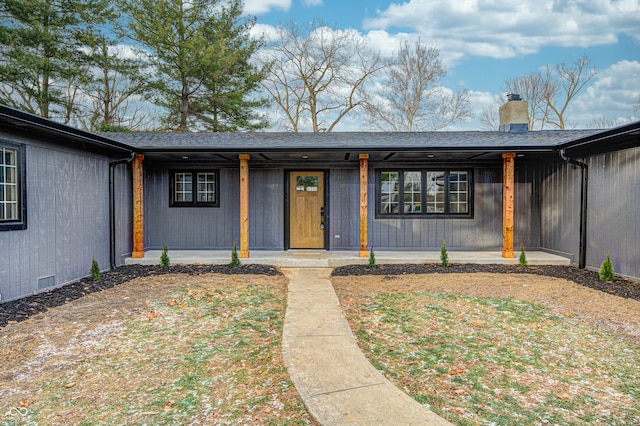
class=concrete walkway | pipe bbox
[281,268,453,425]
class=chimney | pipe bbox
[499,94,529,132]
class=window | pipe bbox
[169,170,219,207]
[377,169,472,218]
[0,142,26,231]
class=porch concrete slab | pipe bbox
[281,268,453,425]
[125,249,570,267]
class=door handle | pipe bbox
[320,207,325,229]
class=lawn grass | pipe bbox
[1,276,312,425]
[340,290,640,425]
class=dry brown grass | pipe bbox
[333,273,640,425]
[1,273,313,425]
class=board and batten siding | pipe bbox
[143,166,284,250]
[113,162,133,265]
[539,146,640,281]
[368,167,510,250]
[0,137,114,302]
[328,168,360,249]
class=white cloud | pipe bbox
[363,0,640,59]
[244,0,291,15]
[250,23,280,41]
[570,59,640,126]
[302,0,323,6]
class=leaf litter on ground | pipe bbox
[0,273,314,425]
[333,273,640,426]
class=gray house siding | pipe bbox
[514,165,542,250]
[539,161,581,262]
[0,134,114,302]
[586,147,639,280]
[539,146,640,281]
[113,162,133,265]
[368,166,507,250]
[143,165,284,250]
[329,168,360,249]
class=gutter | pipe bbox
[559,149,588,268]
[109,152,136,269]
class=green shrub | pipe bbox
[518,244,529,268]
[230,241,241,268]
[599,252,615,282]
[368,246,376,269]
[440,240,449,267]
[160,245,170,268]
[90,256,101,281]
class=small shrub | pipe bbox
[368,246,376,269]
[518,244,529,268]
[230,241,241,268]
[599,252,615,282]
[160,245,170,268]
[90,256,101,281]
[440,240,449,267]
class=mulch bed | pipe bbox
[2,263,638,328]
[0,264,279,328]
[332,264,640,301]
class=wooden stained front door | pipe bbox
[289,171,325,248]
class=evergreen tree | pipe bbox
[122,0,267,131]
[0,0,113,120]
[599,252,615,282]
[440,240,449,267]
[518,244,529,268]
[81,32,151,131]
[230,241,241,268]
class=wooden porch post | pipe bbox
[132,154,145,258]
[359,154,369,258]
[502,152,516,258]
[239,154,250,258]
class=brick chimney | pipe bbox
[499,94,529,132]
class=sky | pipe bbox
[242,0,640,131]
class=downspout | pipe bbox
[109,152,136,269]
[559,149,588,269]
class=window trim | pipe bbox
[376,168,473,219]
[0,140,27,231]
[169,169,220,207]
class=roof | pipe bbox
[104,129,604,153]
[2,102,637,161]
[0,105,133,155]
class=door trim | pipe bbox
[284,169,330,250]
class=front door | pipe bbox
[289,171,325,248]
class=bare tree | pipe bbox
[543,55,597,130]
[489,55,598,130]
[365,41,471,131]
[502,72,552,130]
[478,94,503,130]
[258,20,384,132]
[79,37,153,131]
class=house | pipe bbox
[1,99,639,302]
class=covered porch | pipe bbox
[125,249,570,268]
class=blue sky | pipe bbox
[243,0,640,130]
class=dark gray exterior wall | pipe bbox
[368,166,508,250]
[539,161,581,262]
[0,132,121,302]
[113,163,133,265]
[143,165,284,250]
[329,168,360,249]
[539,146,640,280]
[140,163,543,253]
[586,147,639,280]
